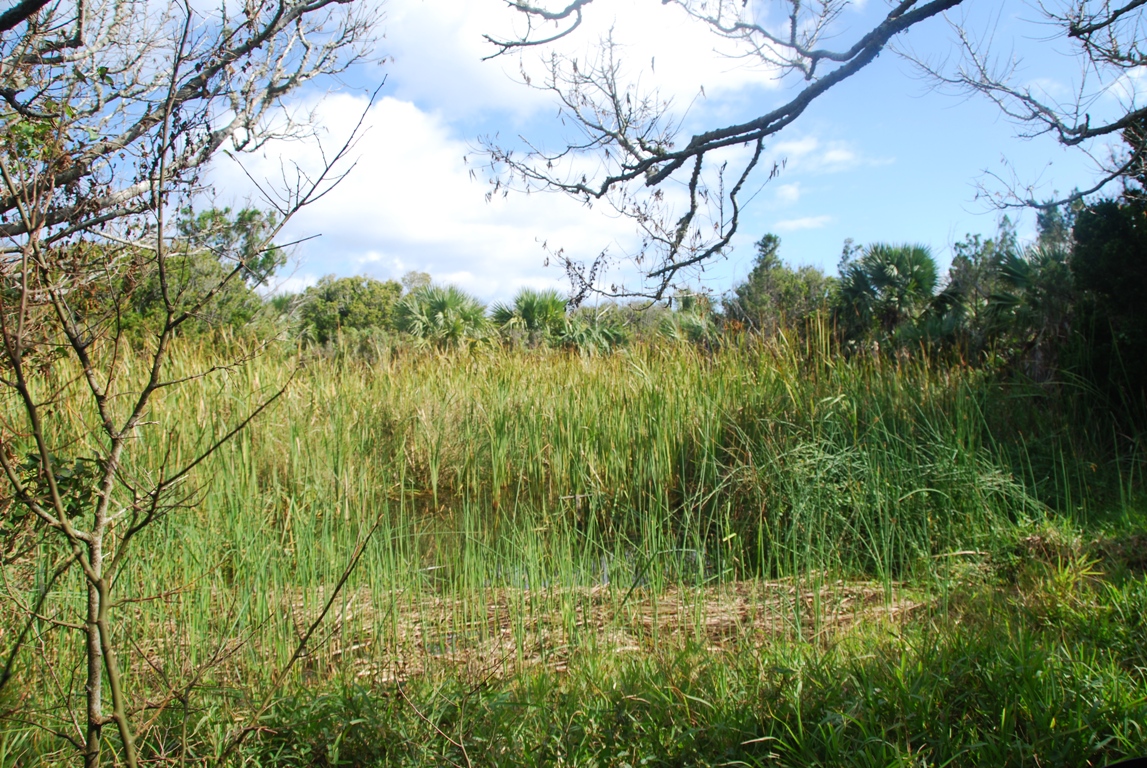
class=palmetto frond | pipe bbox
[396,285,488,349]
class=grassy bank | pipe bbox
[2,334,1144,765]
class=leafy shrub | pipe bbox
[298,275,403,345]
[556,307,629,355]
[1071,197,1147,401]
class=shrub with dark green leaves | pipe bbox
[1071,197,1147,400]
[298,275,403,345]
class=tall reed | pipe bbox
[2,328,1132,763]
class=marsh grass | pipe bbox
[2,331,1144,765]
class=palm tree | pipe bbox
[987,244,1074,379]
[838,243,938,337]
[490,288,568,345]
[395,285,488,349]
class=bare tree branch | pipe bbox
[0,0,53,34]
[485,0,964,299]
[907,0,1147,206]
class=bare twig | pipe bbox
[485,0,963,299]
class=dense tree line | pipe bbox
[130,190,1144,421]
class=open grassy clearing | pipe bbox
[2,334,1145,765]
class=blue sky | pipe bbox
[211,0,1131,302]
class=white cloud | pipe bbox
[265,272,319,296]
[774,215,831,232]
[211,92,638,301]
[381,0,552,121]
[768,136,889,174]
[1104,67,1147,114]
[821,147,857,166]
[379,0,787,128]
[774,183,801,204]
[772,136,820,159]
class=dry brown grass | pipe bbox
[274,580,924,686]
